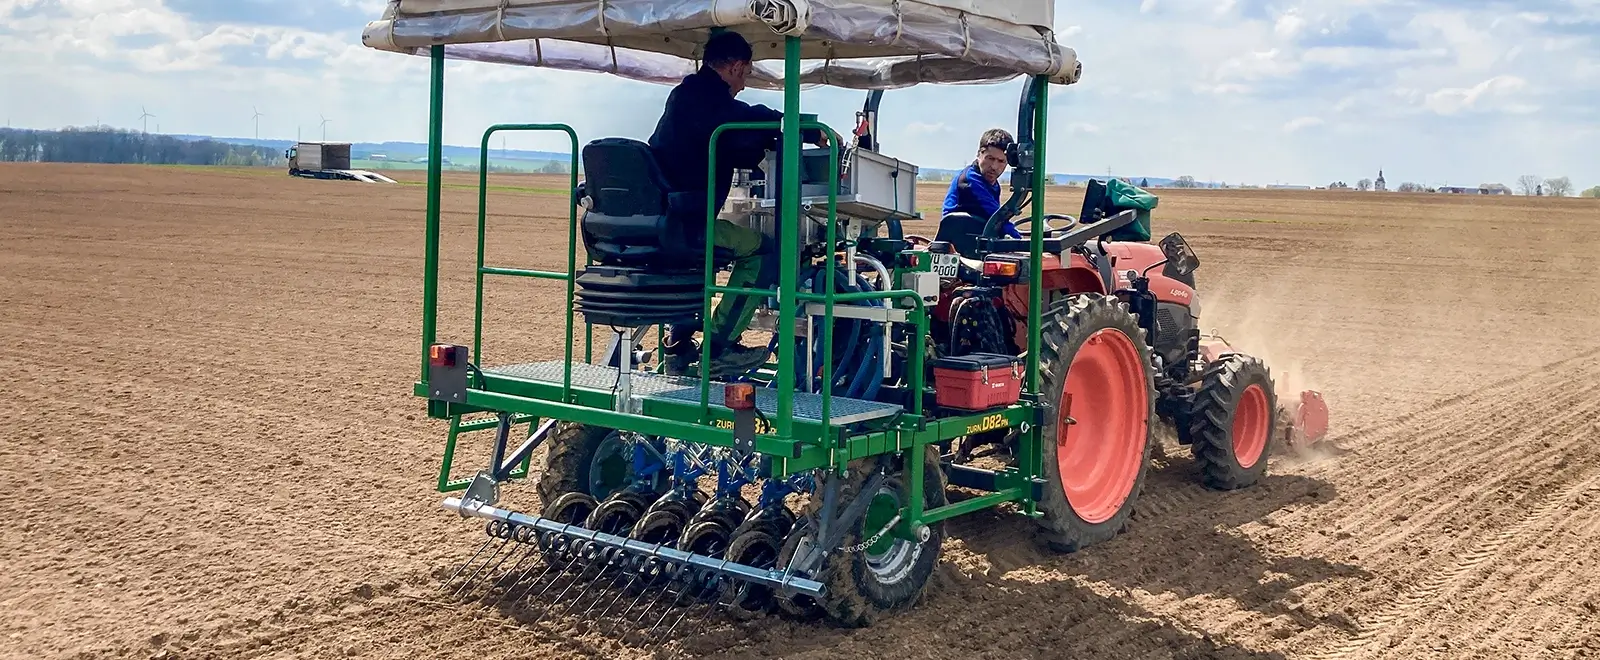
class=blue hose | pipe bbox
[754,264,886,403]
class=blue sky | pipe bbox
[1,0,1597,189]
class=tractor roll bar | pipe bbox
[981,76,1048,241]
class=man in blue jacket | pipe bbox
[648,30,829,377]
[942,128,1018,238]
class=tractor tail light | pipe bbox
[724,383,756,411]
[983,261,1019,277]
[430,343,465,368]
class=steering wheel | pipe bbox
[1013,214,1081,237]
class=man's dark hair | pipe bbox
[704,31,754,68]
[980,128,1014,152]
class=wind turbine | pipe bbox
[319,114,331,142]
[252,106,264,140]
[139,107,154,134]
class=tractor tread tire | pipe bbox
[535,422,615,506]
[1186,354,1276,491]
[1035,293,1157,554]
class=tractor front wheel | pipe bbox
[1182,354,1276,490]
[1035,294,1156,552]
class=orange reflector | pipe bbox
[983,261,1018,277]
[724,383,756,411]
[430,344,462,368]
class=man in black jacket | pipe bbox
[649,30,829,377]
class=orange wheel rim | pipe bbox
[1233,384,1270,469]
[1057,329,1148,524]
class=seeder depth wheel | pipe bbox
[810,447,947,628]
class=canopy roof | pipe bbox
[361,0,1082,90]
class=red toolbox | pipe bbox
[930,353,1024,412]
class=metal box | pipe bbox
[758,147,919,224]
[296,142,352,170]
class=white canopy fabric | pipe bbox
[361,0,1082,89]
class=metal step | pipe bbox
[485,361,902,426]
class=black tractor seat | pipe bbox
[573,137,737,328]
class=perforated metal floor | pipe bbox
[485,361,901,426]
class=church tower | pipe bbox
[1375,169,1387,192]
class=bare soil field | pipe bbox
[3,162,1598,660]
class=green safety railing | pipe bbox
[471,123,582,404]
[695,118,846,437]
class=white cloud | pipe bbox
[1423,75,1529,115]
[1283,116,1324,133]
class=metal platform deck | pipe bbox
[484,361,902,426]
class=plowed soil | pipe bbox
[3,163,1598,660]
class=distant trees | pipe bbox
[1544,176,1573,197]
[0,126,280,166]
[537,160,569,174]
[1171,175,1199,188]
[1138,178,1150,187]
[1356,178,1372,191]
[1583,186,1600,199]
[1397,182,1427,193]
[1517,175,1543,196]
[1328,181,1350,189]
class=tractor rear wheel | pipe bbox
[536,423,665,506]
[1035,294,1156,552]
[812,447,947,628]
[1182,354,1276,490]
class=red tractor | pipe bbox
[920,184,1328,505]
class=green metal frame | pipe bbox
[414,38,1055,540]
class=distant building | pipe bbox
[1374,169,1387,192]
[1481,183,1511,195]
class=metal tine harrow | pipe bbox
[435,516,777,647]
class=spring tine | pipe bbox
[505,554,564,603]
[581,555,636,619]
[528,548,605,627]
[454,532,520,598]
[444,533,511,596]
[596,563,648,621]
[481,545,544,605]
[628,567,679,625]
[440,529,500,590]
[648,572,708,632]
[564,554,624,619]
[664,581,728,638]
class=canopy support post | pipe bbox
[422,44,445,383]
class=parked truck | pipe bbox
[285,142,396,183]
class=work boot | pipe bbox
[707,342,771,379]
[661,337,699,377]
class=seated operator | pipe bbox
[942,128,1020,238]
[647,30,830,378]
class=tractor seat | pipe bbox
[933,212,987,259]
[574,137,734,328]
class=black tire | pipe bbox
[536,491,598,565]
[773,518,826,621]
[813,446,947,628]
[1035,294,1156,552]
[1182,354,1276,490]
[536,423,664,505]
[584,491,650,536]
[721,528,785,620]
